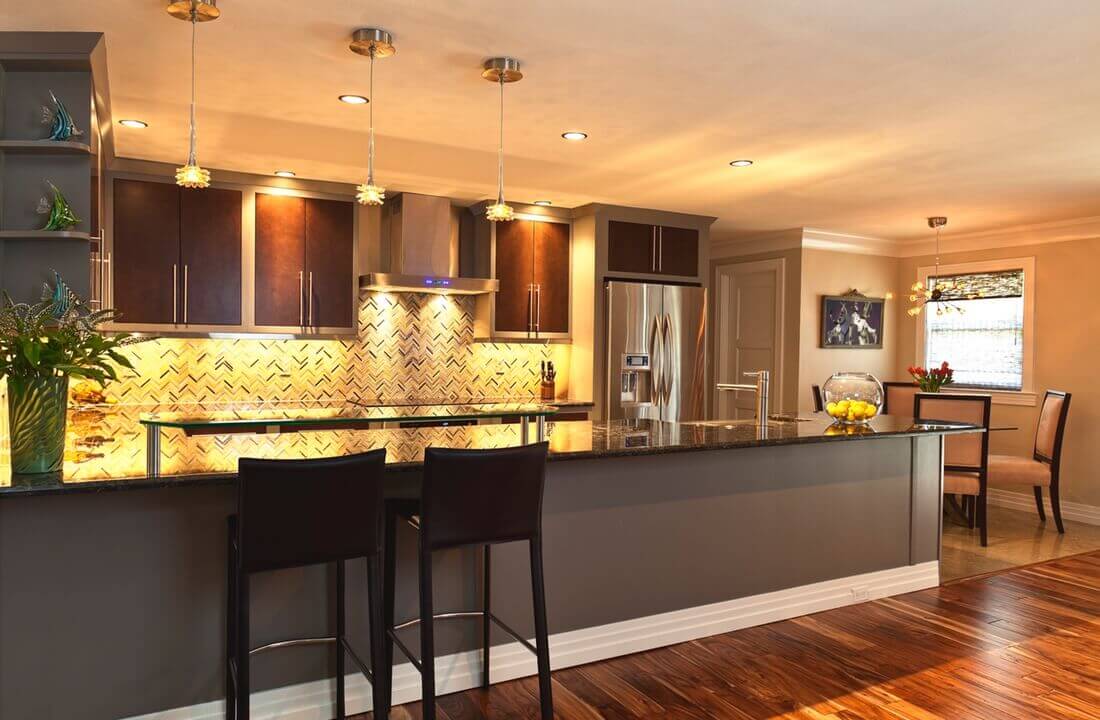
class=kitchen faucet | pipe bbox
[717,370,770,424]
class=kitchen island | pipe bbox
[0,415,977,720]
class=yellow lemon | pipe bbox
[826,402,838,415]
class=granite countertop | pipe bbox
[1,415,979,498]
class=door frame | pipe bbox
[711,257,786,419]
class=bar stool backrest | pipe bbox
[914,393,991,472]
[421,442,549,551]
[883,382,919,416]
[811,385,824,413]
[237,449,387,572]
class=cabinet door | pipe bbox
[608,220,656,274]
[112,178,179,324]
[180,187,242,325]
[494,219,534,334]
[532,220,570,335]
[657,225,699,277]
[254,193,305,327]
[304,197,355,329]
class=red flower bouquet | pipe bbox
[907,361,954,392]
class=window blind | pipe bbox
[924,269,1025,391]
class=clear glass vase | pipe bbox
[822,372,884,425]
[6,375,69,474]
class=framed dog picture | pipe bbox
[821,294,885,348]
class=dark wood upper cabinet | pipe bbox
[254,193,306,327]
[180,187,242,325]
[532,220,570,334]
[494,219,535,333]
[112,178,180,324]
[657,225,699,277]
[304,197,354,329]
[255,193,355,330]
[607,220,655,275]
[607,220,699,277]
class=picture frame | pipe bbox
[821,293,885,349]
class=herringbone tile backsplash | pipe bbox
[109,291,569,404]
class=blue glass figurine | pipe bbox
[41,90,84,141]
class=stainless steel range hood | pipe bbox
[359,192,499,295]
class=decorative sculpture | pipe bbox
[36,180,81,231]
[41,89,84,141]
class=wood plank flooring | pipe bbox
[359,550,1100,719]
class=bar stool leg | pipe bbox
[381,503,397,715]
[419,539,437,720]
[482,544,491,690]
[529,535,554,720]
[336,560,346,719]
[238,572,250,719]
[226,519,237,720]
[367,555,388,720]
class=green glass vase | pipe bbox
[6,375,69,474]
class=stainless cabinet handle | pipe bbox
[651,226,657,272]
[527,284,535,336]
[535,283,541,333]
[172,264,178,324]
[104,252,112,308]
[298,271,304,326]
[658,227,663,272]
[183,264,189,324]
[308,271,314,326]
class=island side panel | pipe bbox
[910,434,945,565]
[0,436,927,720]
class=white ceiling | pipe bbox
[10,1,1100,240]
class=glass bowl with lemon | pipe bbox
[822,372,884,425]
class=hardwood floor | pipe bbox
[359,550,1100,719]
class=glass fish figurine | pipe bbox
[41,89,84,141]
[36,180,81,231]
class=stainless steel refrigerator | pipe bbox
[605,281,707,422]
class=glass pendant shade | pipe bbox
[174,6,214,188]
[175,164,211,188]
[353,30,392,206]
[484,58,521,223]
[356,183,385,206]
[486,201,515,222]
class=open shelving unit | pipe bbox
[0,32,108,304]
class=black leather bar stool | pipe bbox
[227,450,389,720]
[380,442,553,720]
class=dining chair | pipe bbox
[988,390,1072,533]
[811,385,824,413]
[915,392,992,546]
[883,381,919,416]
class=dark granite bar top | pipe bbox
[1,415,979,499]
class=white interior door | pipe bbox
[714,258,785,419]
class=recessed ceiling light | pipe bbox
[274,170,296,178]
[118,119,148,128]
[729,159,753,167]
[339,94,369,105]
[561,131,588,141]
[533,200,552,206]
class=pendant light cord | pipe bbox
[497,75,505,204]
[187,13,198,165]
[367,46,376,185]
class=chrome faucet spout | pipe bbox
[716,370,770,424]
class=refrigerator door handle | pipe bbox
[649,314,662,405]
[662,313,674,406]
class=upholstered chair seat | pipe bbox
[944,471,982,496]
[988,455,1051,487]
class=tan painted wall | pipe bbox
[895,237,1100,507]
[798,249,901,412]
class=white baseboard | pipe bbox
[122,561,939,720]
[987,488,1100,526]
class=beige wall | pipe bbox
[895,236,1100,508]
[798,249,901,412]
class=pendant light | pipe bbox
[350,28,395,206]
[482,57,522,222]
[908,216,968,317]
[168,1,218,188]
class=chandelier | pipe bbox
[907,217,976,317]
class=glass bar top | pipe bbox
[139,400,558,430]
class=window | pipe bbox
[916,258,1035,401]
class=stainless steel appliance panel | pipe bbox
[606,282,662,421]
[661,284,707,422]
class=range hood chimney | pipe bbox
[360,192,499,294]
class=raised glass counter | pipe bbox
[139,401,558,477]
